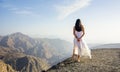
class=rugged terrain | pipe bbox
[0,46,50,72]
[0,60,15,72]
[47,48,120,72]
[0,32,72,72]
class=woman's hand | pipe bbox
[77,38,80,42]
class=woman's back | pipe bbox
[75,30,83,39]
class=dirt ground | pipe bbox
[47,48,120,72]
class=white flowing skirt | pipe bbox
[74,38,91,59]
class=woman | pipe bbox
[72,19,91,62]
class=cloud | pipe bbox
[1,4,38,16]
[2,4,13,8]
[13,10,33,15]
[56,0,92,20]
[8,7,18,11]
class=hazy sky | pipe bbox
[0,0,120,43]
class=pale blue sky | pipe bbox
[0,0,120,43]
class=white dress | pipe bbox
[74,30,91,59]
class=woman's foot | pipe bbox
[78,59,80,62]
[77,55,80,62]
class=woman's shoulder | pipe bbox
[81,24,84,27]
[81,24,84,28]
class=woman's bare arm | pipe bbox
[73,26,77,39]
[79,25,85,39]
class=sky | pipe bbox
[0,0,120,44]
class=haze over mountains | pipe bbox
[92,43,120,49]
[0,32,72,72]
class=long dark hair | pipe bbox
[75,19,82,32]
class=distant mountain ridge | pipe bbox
[0,32,72,72]
[93,43,120,49]
[0,32,36,50]
[0,32,72,58]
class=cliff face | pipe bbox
[0,60,15,72]
[0,56,49,72]
[0,46,50,72]
[47,48,120,72]
[9,56,50,72]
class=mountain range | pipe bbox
[0,32,72,72]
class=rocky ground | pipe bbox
[47,48,120,72]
